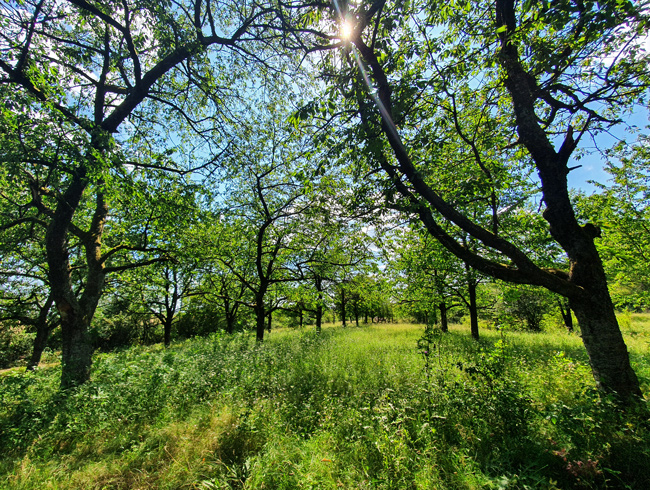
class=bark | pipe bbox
[340,288,347,327]
[224,298,236,334]
[267,310,272,333]
[163,315,173,347]
[26,323,50,371]
[468,281,479,341]
[26,322,57,370]
[315,278,324,334]
[255,291,266,342]
[26,294,56,370]
[315,303,323,333]
[571,287,640,399]
[161,271,179,347]
[59,314,95,389]
[439,302,449,333]
[225,312,235,334]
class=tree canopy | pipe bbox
[1,0,649,403]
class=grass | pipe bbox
[1,318,649,489]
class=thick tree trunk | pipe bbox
[255,291,266,342]
[59,313,94,389]
[46,171,104,389]
[255,307,265,341]
[315,304,323,333]
[439,302,448,333]
[570,288,641,399]
[225,300,236,334]
[225,313,235,334]
[315,292,323,334]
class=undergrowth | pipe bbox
[1,322,648,489]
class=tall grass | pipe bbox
[1,320,648,489]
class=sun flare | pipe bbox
[340,19,354,41]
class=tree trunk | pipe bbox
[224,299,236,334]
[316,303,323,333]
[46,172,106,389]
[163,315,173,347]
[225,313,235,334]
[315,288,323,333]
[340,288,346,327]
[255,303,265,342]
[439,302,448,333]
[468,281,479,340]
[27,322,52,371]
[558,300,573,333]
[267,310,272,333]
[59,311,94,389]
[570,288,641,399]
[26,294,56,371]
[254,288,267,342]
[563,242,642,399]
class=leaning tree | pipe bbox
[276,0,649,401]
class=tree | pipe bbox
[201,261,250,334]
[211,103,331,341]
[0,0,273,388]
[388,226,479,333]
[280,0,648,400]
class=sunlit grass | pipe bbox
[1,318,649,489]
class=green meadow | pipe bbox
[1,317,649,489]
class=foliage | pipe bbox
[493,283,558,332]
[576,138,650,310]
[0,324,35,369]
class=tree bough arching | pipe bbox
[282,0,647,401]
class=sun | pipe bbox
[340,19,355,41]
